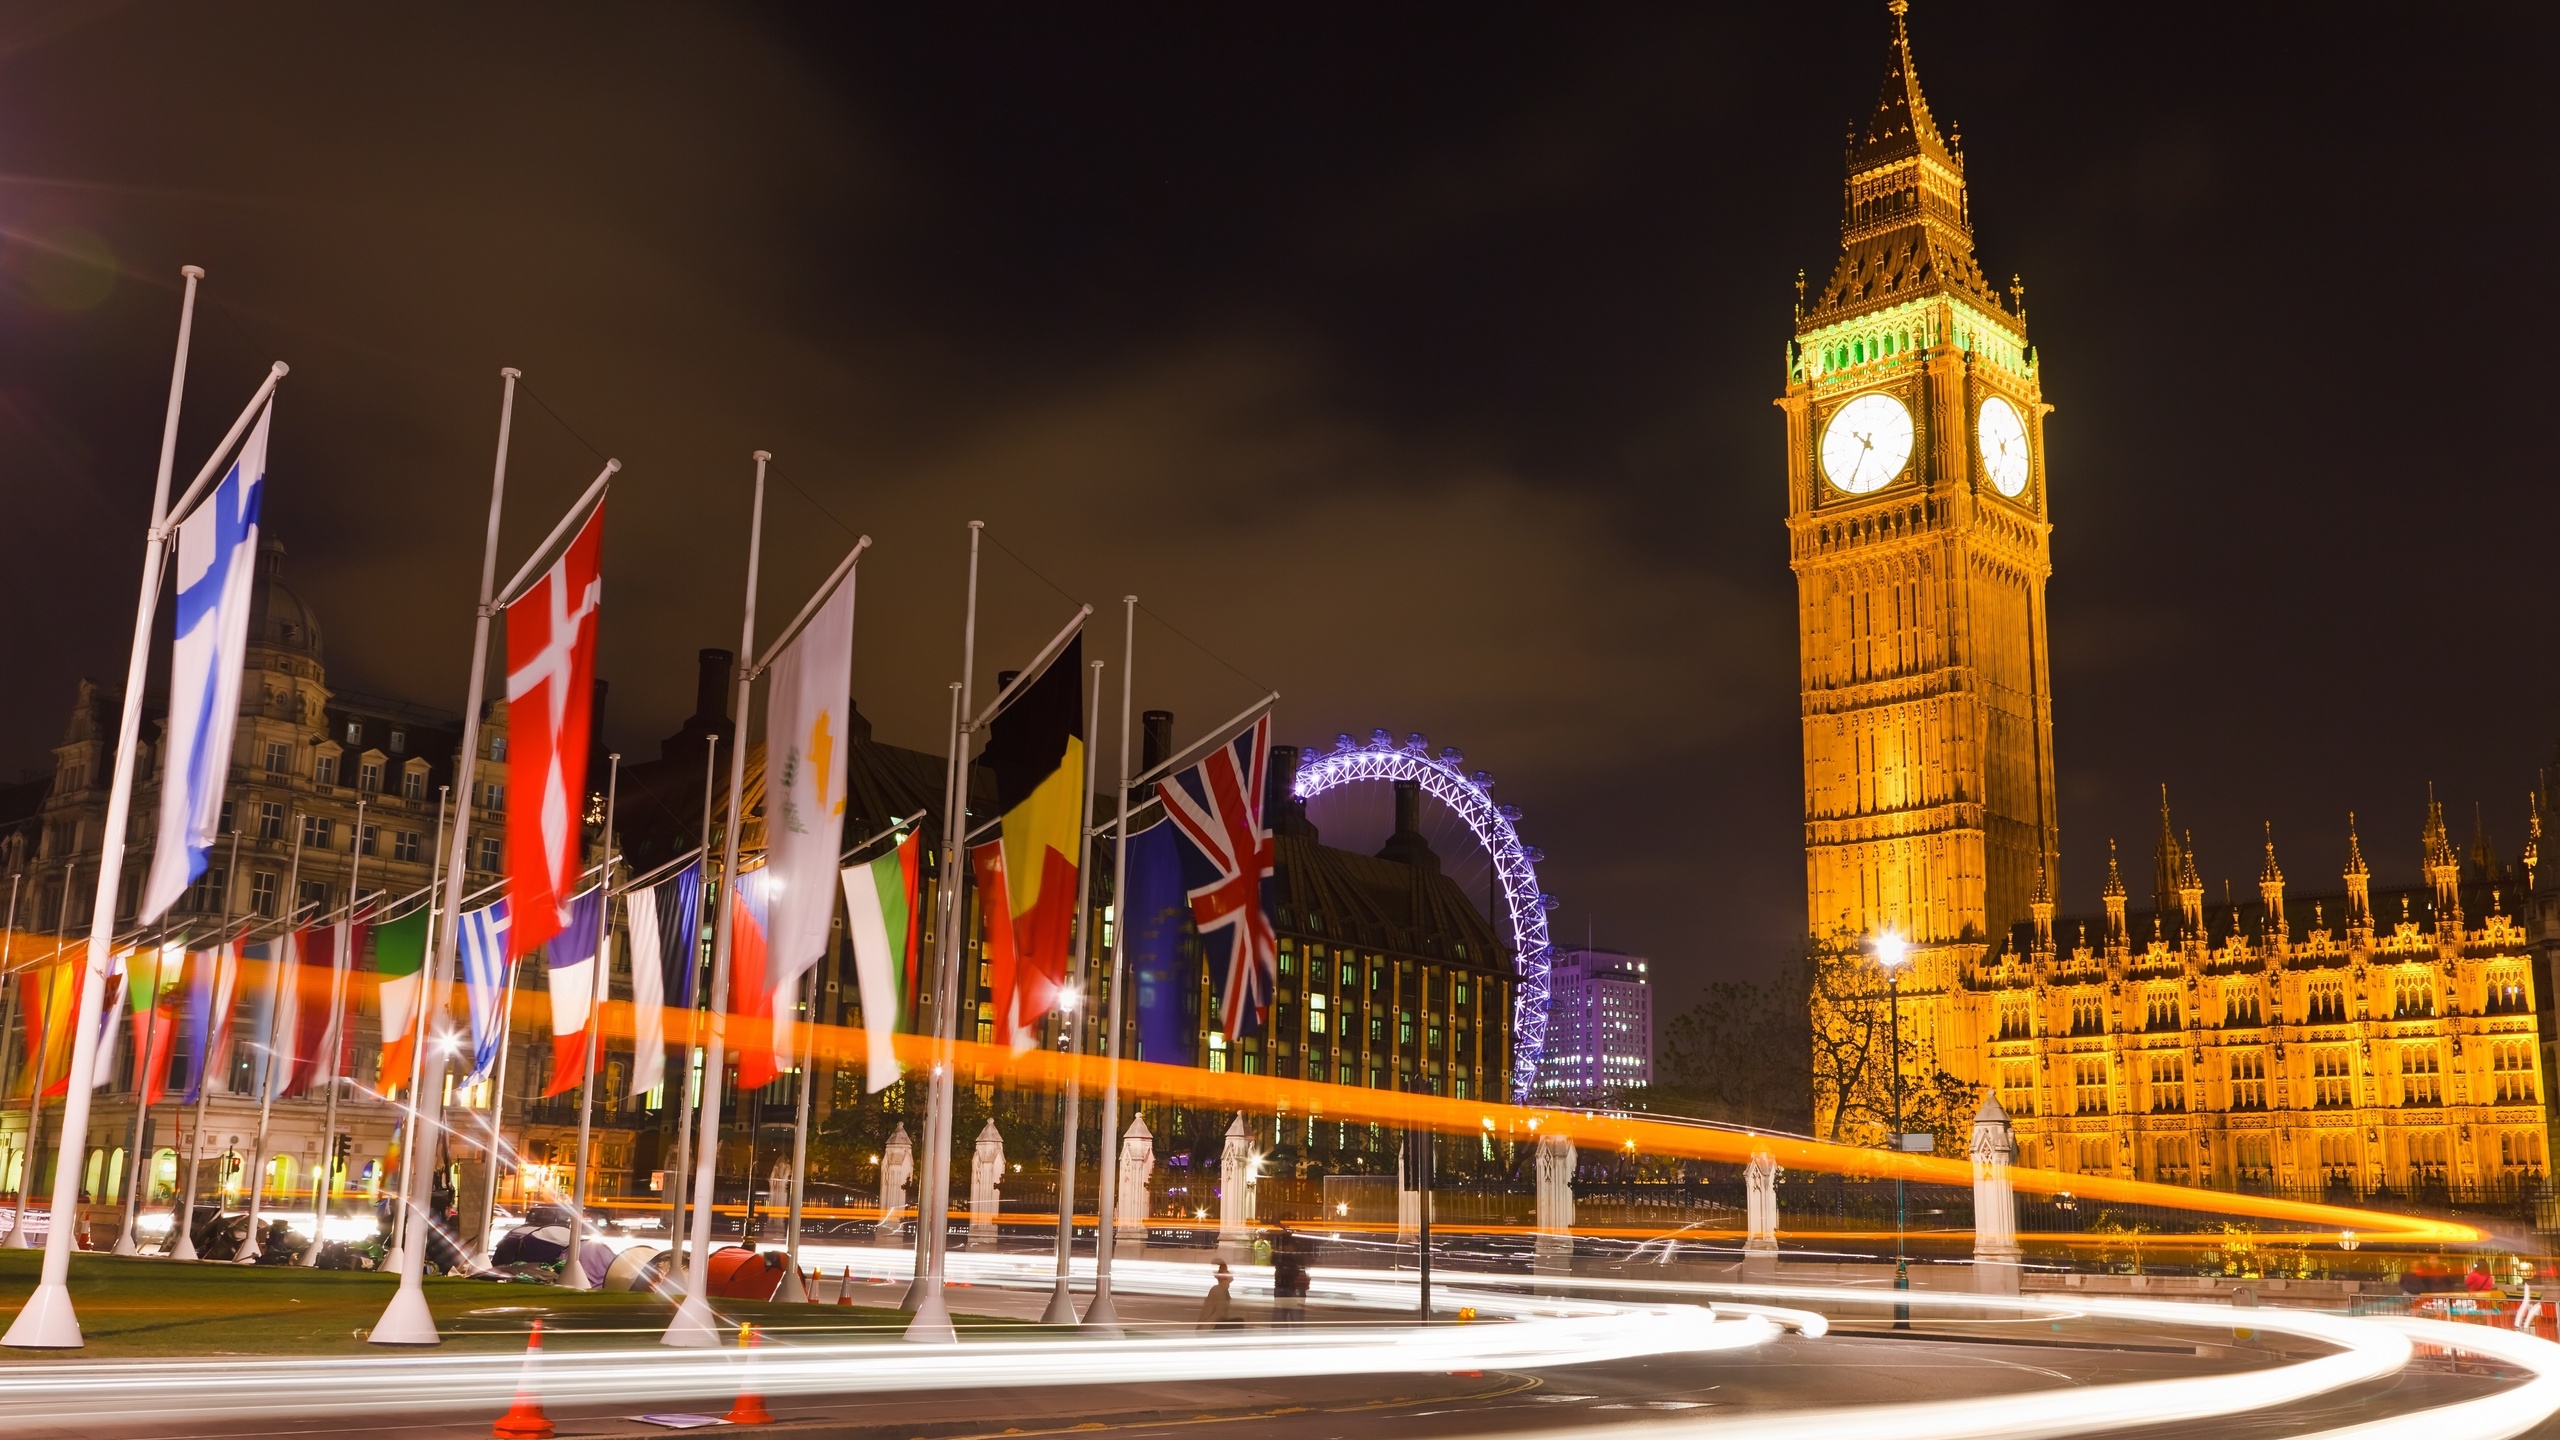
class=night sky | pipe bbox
[1,4,2554,1016]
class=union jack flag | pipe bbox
[1158,713,1277,1039]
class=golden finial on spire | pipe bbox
[2102,837,2126,897]
[2260,822,2283,886]
[1888,0,1909,17]
[2344,810,2368,875]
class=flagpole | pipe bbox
[476,962,519,1265]
[372,367,521,1348]
[299,796,365,1265]
[4,268,221,1348]
[905,522,983,1345]
[563,754,619,1291]
[387,788,450,1269]
[8,955,50,1253]
[1083,594,1137,1334]
[0,878,27,1250]
[1037,658,1107,1326]
[667,735,717,1278]
[0,876,19,1243]
[112,922,168,1255]
[782,964,815,1290]
[8,944,58,1253]
[170,828,242,1261]
[241,816,307,1261]
[665,451,769,1348]
[904,681,957,1298]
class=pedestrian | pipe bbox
[2467,1263,2494,1294]
[1270,1226,1308,1327]
[1198,1262,1235,1330]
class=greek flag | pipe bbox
[457,897,512,1082]
[140,401,270,923]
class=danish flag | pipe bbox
[1157,713,1276,1039]
[503,502,604,961]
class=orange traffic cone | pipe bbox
[837,1266,856,1306]
[724,1322,775,1426]
[492,1319,556,1439]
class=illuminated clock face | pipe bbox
[1820,392,1914,495]
[1977,395,2031,497]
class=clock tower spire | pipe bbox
[1788,3,2056,1109]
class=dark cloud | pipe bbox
[0,4,2555,1017]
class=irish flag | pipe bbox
[373,908,430,1094]
[841,830,919,1090]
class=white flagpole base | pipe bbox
[168,1228,196,1261]
[561,1239,593,1290]
[774,1264,807,1304]
[1039,1278,1081,1326]
[1081,1280,1124,1337]
[661,1294,721,1348]
[903,1284,955,1344]
[3,1219,26,1249]
[2,1282,83,1349]
[111,1229,137,1256]
[367,1275,441,1346]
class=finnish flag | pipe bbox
[140,401,270,923]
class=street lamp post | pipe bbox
[1874,933,1909,1331]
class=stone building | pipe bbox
[0,539,507,1229]
[1984,798,2548,1194]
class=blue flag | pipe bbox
[141,401,271,923]
[458,898,513,1082]
[1125,818,1198,1067]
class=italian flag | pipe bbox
[373,908,430,1093]
[840,829,920,1092]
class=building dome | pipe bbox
[246,537,324,659]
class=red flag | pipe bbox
[728,876,781,1091]
[970,840,1037,1052]
[503,503,605,961]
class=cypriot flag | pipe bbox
[759,570,855,1062]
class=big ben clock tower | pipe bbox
[1785,3,2056,1054]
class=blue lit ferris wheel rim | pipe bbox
[1291,730,1554,1103]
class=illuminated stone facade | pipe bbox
[1992,802,2549,1192]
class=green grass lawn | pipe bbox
[0,1249,1022,1358]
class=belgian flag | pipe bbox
[978,633,1084,1049]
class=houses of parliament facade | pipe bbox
[1789,5,2552,1196]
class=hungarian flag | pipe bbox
[126,943,183,1105]
[840,829,919,1091]
[541,888,605,1097]
[978,633,1083,1050]
[727,873,780,1090]
[504,502,604,961]
[181,940,241,1104]
[372,908,429,1094]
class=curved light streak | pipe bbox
[1293,729,1554,1099]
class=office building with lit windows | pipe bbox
[1536,946,1652,1106]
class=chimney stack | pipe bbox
[695,649,733,725]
